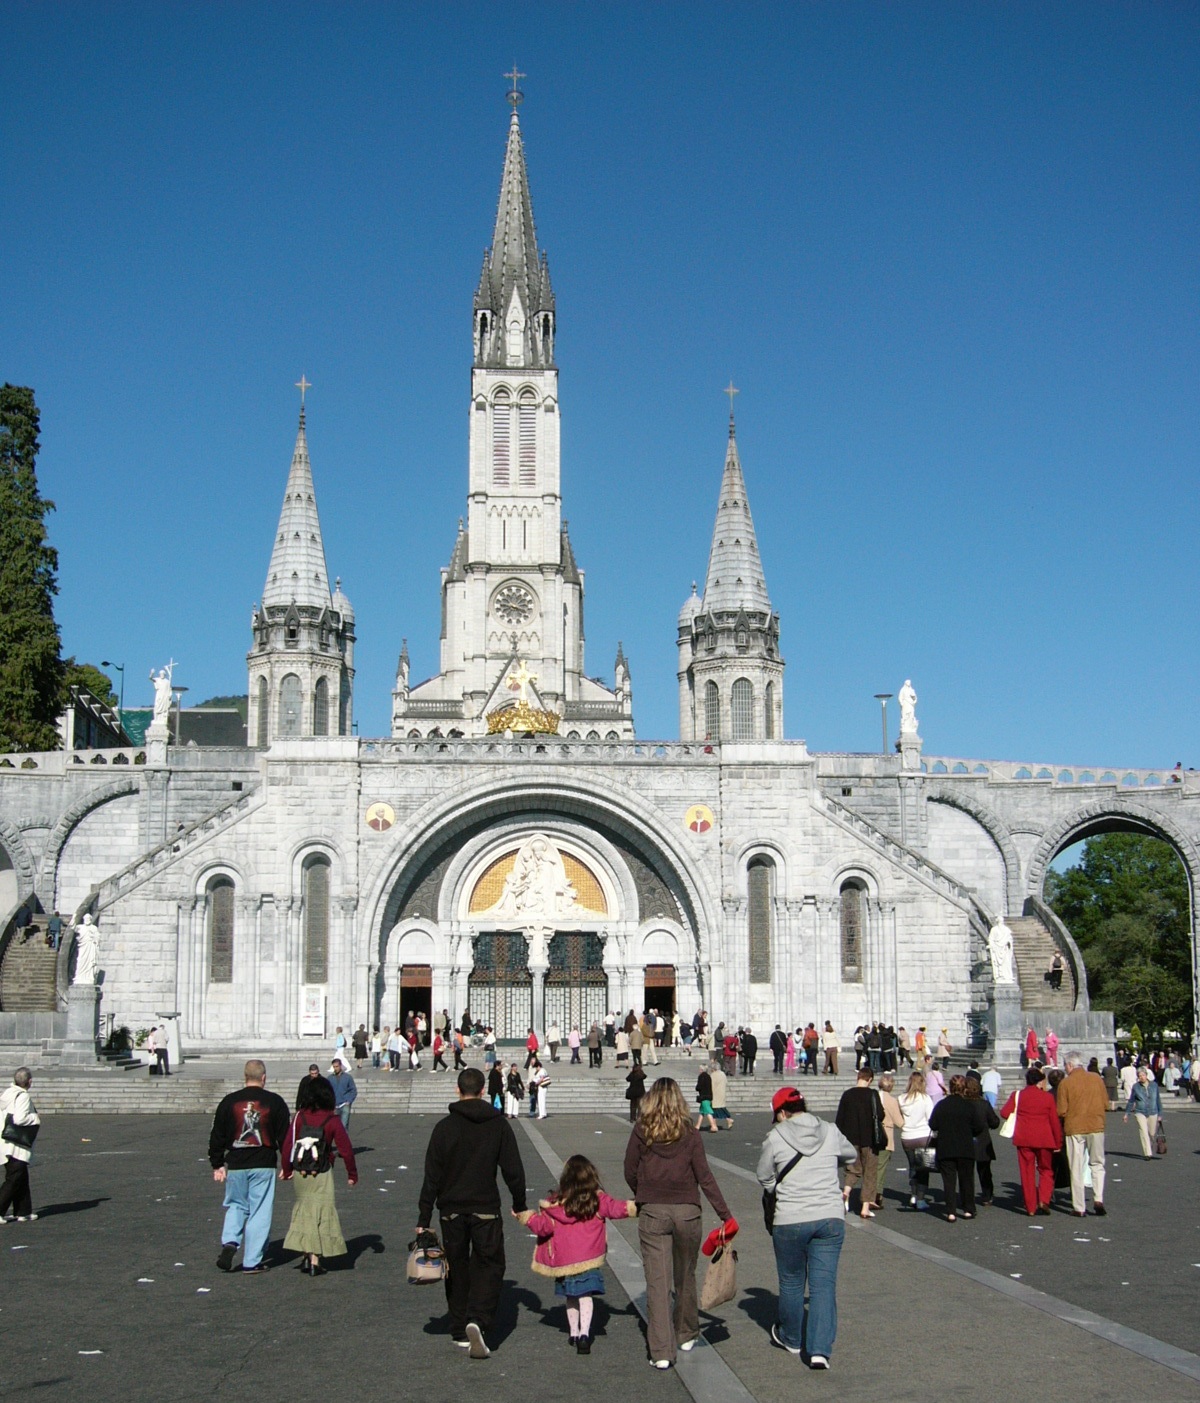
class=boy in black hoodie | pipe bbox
[416,1067,528,1358]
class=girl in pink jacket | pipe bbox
[516,1154,637,1354]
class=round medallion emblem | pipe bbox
[365,802,395,833]
[685,804,714,835]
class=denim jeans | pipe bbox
[221,1167,276,1268]
[771,1217,845,1358]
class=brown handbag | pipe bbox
[699,1241,738,1311]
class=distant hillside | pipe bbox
[195,695,248,721]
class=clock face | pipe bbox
[494,583,535,625]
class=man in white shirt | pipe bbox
[981,1066,1002,1108]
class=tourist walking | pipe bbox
[757,1087,856,1368]
[0,1067,40,1221]
[626,1064,647,1122]
[587,1021,603,1068]
[328,1058,357,1132]
[208,1059,290,1273]
[999,1068,1063,1216]
[936,1029,952,1069]
[568,1026,582,1064]
[835,1068,886,1218]
[897,1070,934,1210]
[769,1025,788,1075]
[928,1075,988,1220]
[516,1154,636,1355]
[874,1073,905,1210]
[1057,1051,1109,1214]
[281,1074,358,1275]
[741,1027,758,1076]
[1124,1066,1163,1160]
[822,1021,839,1076]
[148,1025,170,1076]
[524,1028,540,1070]
[615,1027,630,1065]
[416,1067,528,1358]
[963,1076,1000,1204]
[547,1022,561,1063]
[624,1078,734,1369]
[784,1029,797,1072]
[1043,1028,1059,1067]
[709,1058,734,1129]
[694,1064,718,1132]
[529,1059,550,1119]
[487,1063,504,1110]
[352,1024,368,1068]
[431,1031,449,1072]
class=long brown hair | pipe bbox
[557,1154,601,1222]
[639,1077,692,1144]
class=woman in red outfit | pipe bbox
[999,1067,1062,1216]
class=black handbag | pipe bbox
[2,1114,38,1150]
[762,1148,805,1235]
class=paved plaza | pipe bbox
[5,1098,1200,1402]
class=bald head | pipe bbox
[243,1059,266,1085]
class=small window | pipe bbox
[840,880,865,982]
[518,391,537,487]
[207,876,235,983]
[704,681,720,742]
[278,674,302,737]
[313,677,329,737]
[492,391,511,486]
[764,681,775,739]
[256,677,268,748]
[748,857,773,982]
[731,679,753,740]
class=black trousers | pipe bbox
[440,1214,505,1336]
[976,1158,994,1201]
[0,1159,32,1218]
[939,1158,977,1215]
[772,1052,784,1074]
[588,1046,602,1067]
[154,1048,170,1075]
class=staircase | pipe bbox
[0,919,60,1012]
[1008,914,1076,1011]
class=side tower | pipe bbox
[247,399,354,746]
[678,406,783,741]
[392,88,632,739]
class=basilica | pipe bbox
[3,97,1192,1056]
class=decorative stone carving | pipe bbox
[987,918,1016,985]
[482,834,583,921]
[72,914,99,985]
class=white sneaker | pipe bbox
[679,1338,698,1352]
[17,1215,37,1222]
[465,1323,490,1360]
[808,1354,830,1370]
[650,1360,673,1370]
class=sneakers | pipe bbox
[452,1338,470,1349]
[240,1263,269,1274]
[679,1338,698,1352]
[216,1243,237,1272]
[770,1324,801,1356]
[650,1360,673,1370]
[808,1354,830,1370]
[16,1214,37,1222]
[465,1322,490,1360]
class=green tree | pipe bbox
[62,660,117,709]
[0,385,63,751]
[1046,833,1193,1038]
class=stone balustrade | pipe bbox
[920,756,1190,788]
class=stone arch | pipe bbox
[360,774,716,969]
[0,816,37,903]
[37,776,139,899]
[735,840,789,898]
[1025,798,1200,902]
[925,783,1023,913]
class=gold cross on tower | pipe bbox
[295,375,312,407]
[505,659,537,703]
[504,65,526,108]
[724,380,739,433]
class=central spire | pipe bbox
[474,80,555,369]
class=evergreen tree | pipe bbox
[0,385,63,751]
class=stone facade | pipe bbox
[1,102,1193,1057]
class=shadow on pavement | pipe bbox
[737,1284,778,1335]
[328,1232,386,1271]
[36,1197,111,1217]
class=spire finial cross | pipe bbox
[504,65,526,109]
[295,375,311,407]
[724,380,739,433]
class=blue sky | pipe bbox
[6,3,1197,763]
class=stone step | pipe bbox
[1007,917,1076,1010]
[0,919,60,1013]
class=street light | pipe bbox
[873,693,893,755]
[101,660,125,715]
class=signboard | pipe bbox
[300,986,326,1036]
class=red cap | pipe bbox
[771,1086,805,1116]
[701,1217,739,1257]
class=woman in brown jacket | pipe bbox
[999,1068,1063,1215]
[624,1078,733,1370]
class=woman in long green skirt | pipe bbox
[281,1076,358,1275]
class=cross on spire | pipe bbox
[295,375,311,407]
[504,65,526,109]
[724,380,739,434]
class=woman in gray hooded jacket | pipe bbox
[756,1087,857,1370]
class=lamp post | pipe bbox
[171,685,189,746]
[101,660,125,716]
[873,693,893,755]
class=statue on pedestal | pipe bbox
[987,918,1016,986]
[898,678,919,737]
[72,914,100,986]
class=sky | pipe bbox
[5,3,1198,764]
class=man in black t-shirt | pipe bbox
[208,1059,290,1274]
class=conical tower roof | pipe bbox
[700,419,772,615]
[261,407,333,610]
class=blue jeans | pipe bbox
[221,1168,276,1268]
[772,1217,845,1358]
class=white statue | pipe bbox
[72,913,99,986]
[489,835,581,921]
[898,678,919,736]
[150,662,175,725]
[987,918,1016,986]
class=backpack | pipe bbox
[290,1112,332,1176]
